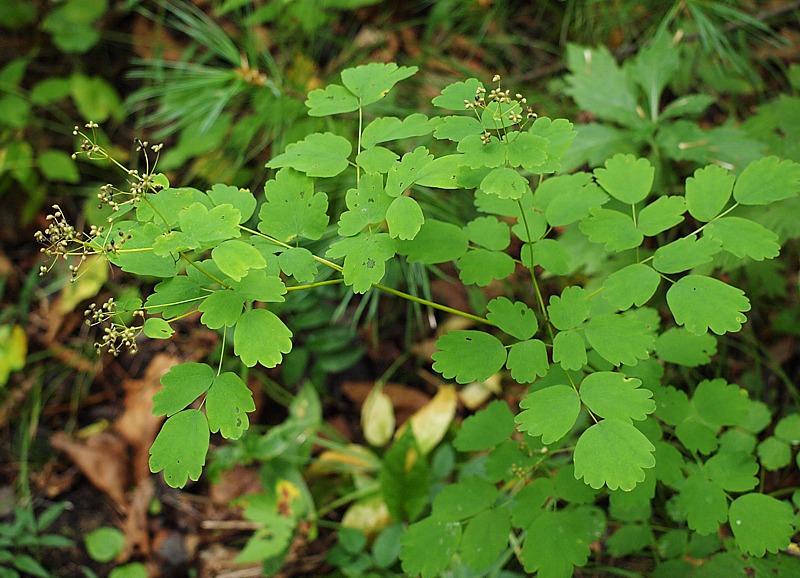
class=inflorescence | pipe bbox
[35,122,163,356]
[463,74,537,145]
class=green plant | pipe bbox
[39,63,800,576]
[559,30,766,179]
[83,527,146,578]
[0,503,72,578]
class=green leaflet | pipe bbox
[729,494,794,556]
[206,372,255,439]
[327,232,396,293]
[593,154,654,204]
[396,219,469,264]
[259,168,329,242]
[267,132,352,177]
[234,308,292,368]
[361,114,438,148]
[516,385,581,444]
[338,172,393,236]
[486,296,538,340]
[580,207,643,252]
[666,275,751,335]
[431,330,506,384]
[652,235,722,274]
[574,419,656,491]
[580,372,655,422]
[149,409,209,489]
[453,400,516,452]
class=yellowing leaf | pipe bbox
[397,385,457,455]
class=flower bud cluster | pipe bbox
[84,297,145,356]
[463,74,538,146]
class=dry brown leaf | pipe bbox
[114,353,178,482]
[209,467,262,506]
[50,431,129,509]
[120,478,154,560]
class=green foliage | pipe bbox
[0,504,71,578]
[39,58,800,576]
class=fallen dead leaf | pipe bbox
[50,431,129,509]
[120,478,154,560]
[114,353,178,482]
[396,385,458,454]
[209,467,262,507]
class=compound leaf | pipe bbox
[149,409,209,488]
[652,235,722,274]
[593,154,654,204]
[386,195,424,240]
[305,83,359,116]
[341,62,417,106]
[666,275,750,335]
[676,474,728,535]
[704,217,780,261]
[757,437,791,471]
[580,372,655,422]
[206,372,255,439]
[259,168,329,242]
[685,165,734,222]
[585,313,655,366]
[153,362,214,417]
[356,146,398,173]
[486,296,538,340]
[580,207,643,252]
[733,156,800,205]
[234,308,292,368]
[212,240,266,282]
[728,494,794,556]
[396,219,469,264]
[603,264,660,311]
[574,419,656,491]
[453,400,516,452]
[516,384,580,444]
[457,249,515,287]
[267,132,351,177]
[506,339,549,383]
[520,510,590,578]
[431,330,506,384]
[327,232,396,293]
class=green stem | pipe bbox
[180,253,231,288]
[285,279,344,291]
[239,225,492,326]
[372,283,494,326]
